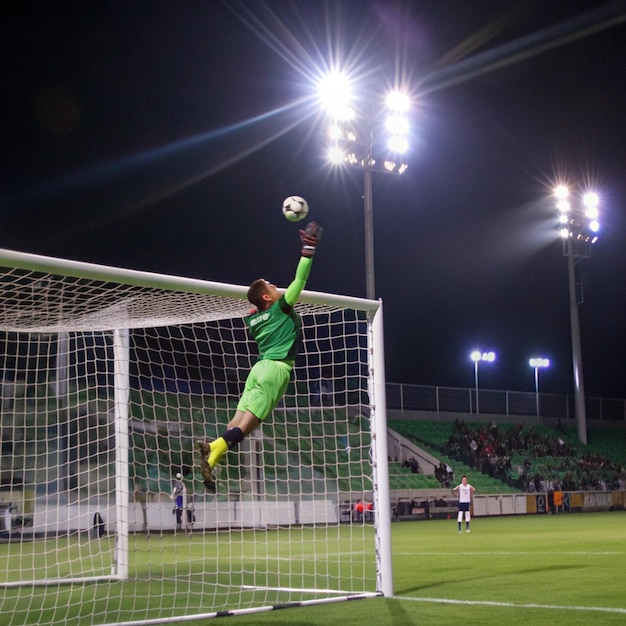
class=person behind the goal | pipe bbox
[198,221,323,490]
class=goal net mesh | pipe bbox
[0,251,385,625]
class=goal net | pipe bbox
[0,248,392,626]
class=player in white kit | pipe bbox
[452,475,475,533]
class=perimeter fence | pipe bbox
[385,383,626,422]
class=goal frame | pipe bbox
[0,247,393,603]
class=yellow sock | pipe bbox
[208,437,228,468]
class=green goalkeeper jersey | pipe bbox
[245,256,312,363]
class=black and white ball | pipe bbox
[282,195,309,222]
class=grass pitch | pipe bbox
[189,511,626,625]
[2,511,625,625]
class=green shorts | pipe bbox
[237,359,292,421]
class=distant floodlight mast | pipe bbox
[318,71,411,299]
[554,184,600,444]
[470,350,496,414]
[529,357,550,418]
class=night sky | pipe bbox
[3,1,626,398]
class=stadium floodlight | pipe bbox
[328,124,343,141]
[554,184,569,200]
[385,113,409,136]
[554,185,600,245]
[317,71,353,120]
[529,357,550,417]
[583,191,599,212]
[318,73,412,299]
[386,90,411,112]
[470,350,496,414]
[387,135,409,154]
[553,183,601,444]
[327,145,345,165]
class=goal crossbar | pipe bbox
[0,248,379,330]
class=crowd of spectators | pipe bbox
[444,420,626,492]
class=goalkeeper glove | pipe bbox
[299,221,323,257]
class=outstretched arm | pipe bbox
[284,222,322,307]
[284,256,312,307]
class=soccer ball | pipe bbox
[282,195,309,222]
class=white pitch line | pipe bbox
[396,550,623,556]
[398,596,626,615]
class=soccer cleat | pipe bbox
[466,529,471,533]
[197,441,216,493]
[200,458,216,493]
[197,440,212,459]
[203,475,216,493]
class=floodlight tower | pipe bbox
[529,357,550,418]
[470,350,496,414]
[555,185,600,444]
[318,73,410,300]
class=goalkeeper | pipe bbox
[198,221,323,491]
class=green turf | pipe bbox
[2,511,625,625]
[186,512,626,625]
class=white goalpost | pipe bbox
[0,248,392,625]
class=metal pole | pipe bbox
[534,366,539,418]
[566,239,588,444]
[363,115,375,300]
[474,361,479,414]
[113,328,130,579]
[370,302,393,597]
